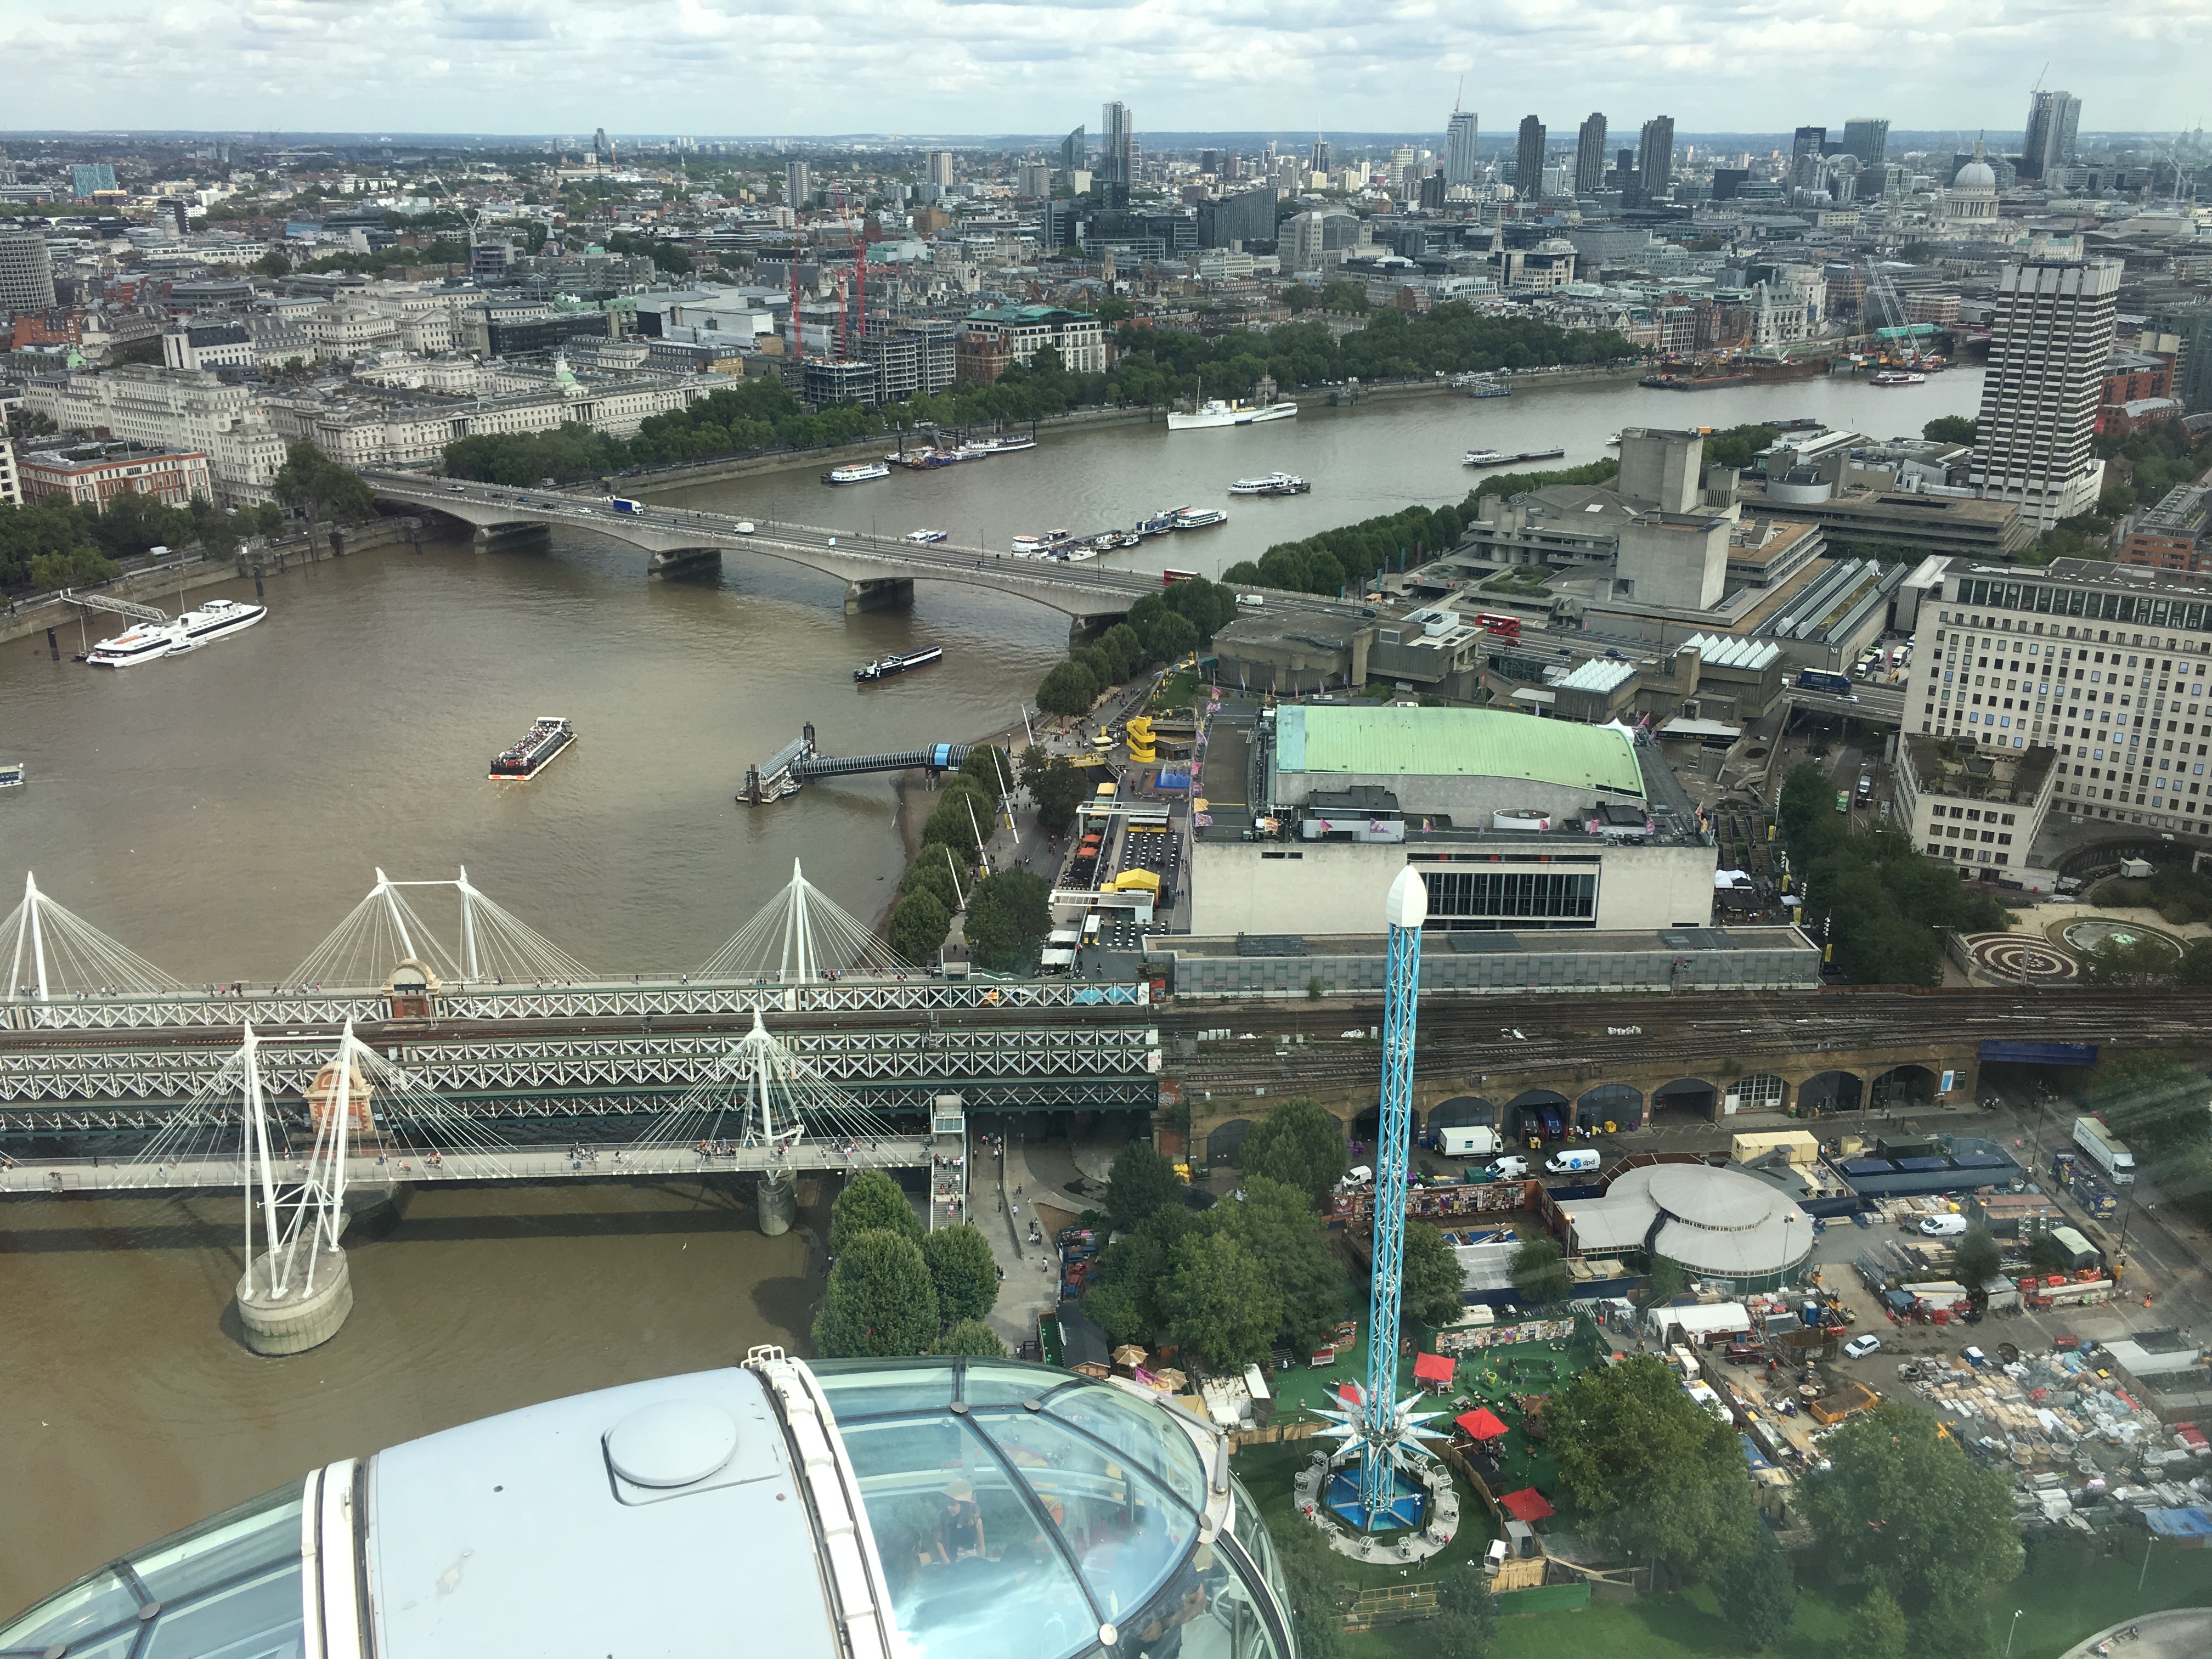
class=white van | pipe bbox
[1918,1214,1969,1237]
[1486,1155,1530,1181]
[1545,1148,1601,1175]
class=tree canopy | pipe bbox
[1159,1231,1282,1370]
[1548,1353,1759,1581]
[1212,1175,1347,1350]
[921,1224,1000,1327]
[828,1167,922,1256]
[962,870,1052,972]
[1718,1534,1798,1651]
[1799,1403,2023,1609]
[1238,1097,1346,1203]
[1401,1223,1469,1329]
[274,441,375,526]
[812,1229,940,1358]
[1104,1142,1185,1233]
[934,1318,1008,1357]
[1510,1234,1573,1306]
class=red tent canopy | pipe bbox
[1413,1352,1456,1385]
[1336,1383,1362,1407]
[1497,1487,1555,1522]
[1454,1407,1510,1441]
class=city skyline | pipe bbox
[0,0,2200,136]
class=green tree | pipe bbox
[1549,1353,1759,1581]
[1238,1096,1347,1203]
[1799,1403,2024,1609]
[1435,1566,1498,1641]
[921,782,991,856]
[273,441,375,527]
[934,1317,1008,1357]
[1024,751,1091,834]
[888,890,951,963]
[1159,1231,1282,1370]
[1648,1254,1687,1300]
[1081,1279,1150,1347]
[812,1229,940,1357]
[1953,1224,2001,1291]
[1270,1502,1349,1659]
[1510,1234,1573,1306]
[897,858,961,912]
[1212,1174,1347,1350]
[962,870,1051,972]
[921,1224,1000,1327]
[1036,659,1098,716]
[1718,1534,1798,1651]
[828,1167,923,1256]
[1401,1222,1468,1329]
[1104,1142,1184,1232]
[1923,415,1978,446]
[1841,1587,1909,1659]
[958,745,1012,797]
[2078,935,2182,986]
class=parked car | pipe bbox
[1844,1334,1882,1359]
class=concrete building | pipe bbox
[784,160,810,206]
[24,365,287,506]
[18,439,213,508]
[1574,113,1607,196]
[1905,555,2212,837]
[2021,91,2083,180]
[1280,209,1361,275]
[1637,116,1675,204]
[161,320,254,373]
[1190,704,1714,936]
[1515,118,1546,200]
[1841,118,1889,165]
[957,305,1102,374]
[0,437,19,507]
[0,228,56,319]
[924,152,953,190]
[1967,259,2121,531]
[263,369,710,469]
[1196,187,1276,250]
[1444,111,1481,188]
[1616,510,1733,610]
[1616,427,1703,514]
[2120,486,2210,574]
[1895,732,2058,876]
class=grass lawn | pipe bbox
[2004,1534,2212,1658]
[1149,670,1203,714]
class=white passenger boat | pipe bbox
[86,620,183,668]
[166,598,267,653]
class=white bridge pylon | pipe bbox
[698,859,916,984]
[4,872,188,1004]
[289,867,591,990]
[635,1009,899,1157]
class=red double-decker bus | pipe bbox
[1162,568,1199,586]
[1473,612,1523,640]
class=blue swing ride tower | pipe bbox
[1316,867,1444,1531]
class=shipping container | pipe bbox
[1731,1130,1820,1166]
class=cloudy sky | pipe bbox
[1,0,2202,139]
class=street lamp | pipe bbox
[2005,1609,2023,1657]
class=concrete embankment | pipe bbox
[2,517,424,648]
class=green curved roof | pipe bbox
[1277,706,1644,798]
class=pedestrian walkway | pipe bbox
[975,1127,1058,1351]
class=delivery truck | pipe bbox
[1438,1126,1500,1159]
[2073,1116,2137,1186]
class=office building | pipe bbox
[1903,555,2212,840]
[1196,186,1277,250]
[1310,136,1332,175]
[1841,117,1889,165]
[592,127,614,165]
[2022,91,2083,180]
[1099,101,1134,195]
[1515,117,1545,199]
[161,320,255,373]
[1968,258,2121,531]
[1444,111,1480,187]
[1280,208,1361,274]
[16,439,213,508]
[1015,161,1052,198]
[70,162,117,200]
[1790,125,1825,190]
[0,228,57,317]
[1637,116,1675,204]
[924,152,954,190]
[785,160,811,206]
[1059,126,1085,177]
[959,304,1104,374]
[1575,112,1608,195]
[25,365,288,506]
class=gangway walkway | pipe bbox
[57,588,170,624]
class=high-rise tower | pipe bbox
[1575,112,1607,195]
[1444,111,1480,187]
[1638,115,1676,204]
[1515,116,1545,201]
[1968,258,2121,529]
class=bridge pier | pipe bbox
[650,545,724,579]
[473,522,551,555]
[1068,611,1129,649]
[845,577,914,615]
[235,1249,352,1356]
[756,1169,797,1235]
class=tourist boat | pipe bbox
[1173,507,1228,529]
[86,619,184,669]
[822,461,891,485]
[489,716,577,781]
[1605,432,1622,446]
[1011,529,1075,556]
[0,762,22,789]
[1228,472,1311,496]
[901,529,950,543]
[162,597,267,654]
[855,646,944,682]
[1136,510,1187,537]
[1871,370,1929,387]
[1166,397,1300,431]
[973,435,1037,454]
[1463,449,1508,467]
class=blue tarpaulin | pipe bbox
[2145,1507,2212,1540]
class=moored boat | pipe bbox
[855,646,944,682]
[822,461,891,485]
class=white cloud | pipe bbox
[0,0,2200,135]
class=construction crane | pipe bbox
[1861,256,1925,368]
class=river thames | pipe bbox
[0,366,1983,1613]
